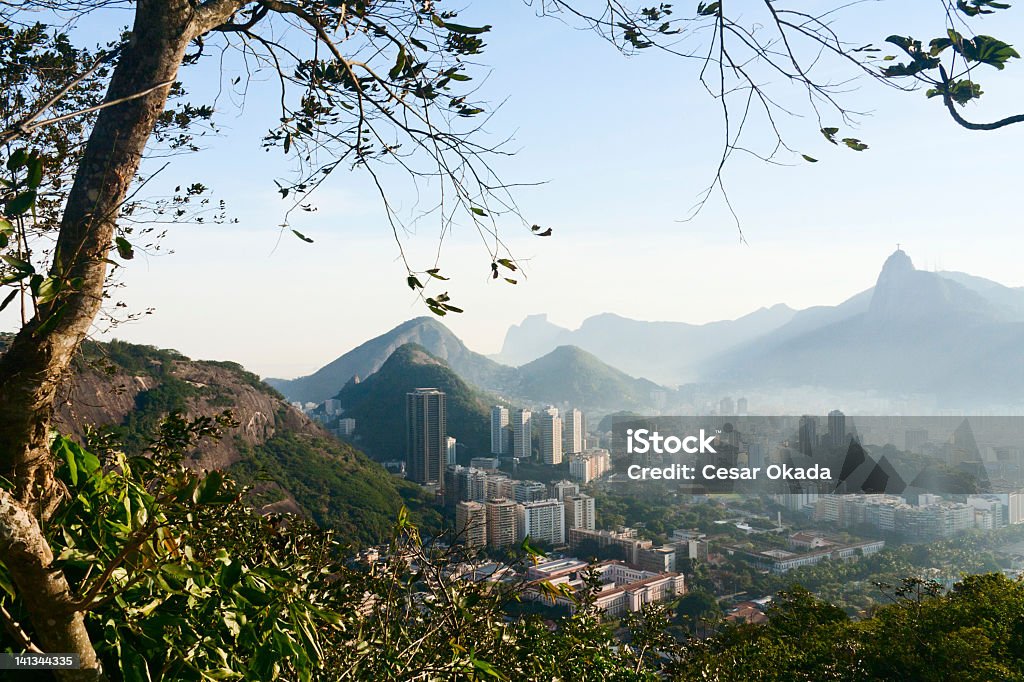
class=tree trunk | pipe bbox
[0,2,201,678]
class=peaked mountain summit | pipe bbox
[705,249,1024,403]
[266,317,513,404]
[332,343,494,460]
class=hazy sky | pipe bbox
[3,2,1023,378]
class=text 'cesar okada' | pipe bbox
[624,428,833,482]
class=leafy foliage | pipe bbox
[229,429,442,545]
[673,576,1024,681]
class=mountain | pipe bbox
[495,306,797,384]
[517,345,665,411]
[267,317,515,404]
[3,337,438,545]
[333,343,494,461]
[704,249,1024,403]
[496,314,573,366]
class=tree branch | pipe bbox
[938,65,1024,131]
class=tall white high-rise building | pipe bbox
[446,436,458,467]
[563,408,584,454]
[490,406,509,455]
[455,501,487,548]
[512,409,532,460]
[486,498,520,548]
[565,494,596,533]
[539,406,563,466]
[518,499,565,547]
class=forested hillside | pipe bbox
[0,335,437,545]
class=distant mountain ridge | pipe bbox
[269,318,667,413]
[269,248,1024,413]
[516,345,664,411]
[495,305,798,384]
[704,249,1024,402]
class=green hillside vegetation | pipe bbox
[229,428,441,543]
[69,339,433,546]
[335,343,493,461]
[6,427,1024,682]
[518,345,663,411]
[675,575,1024,681]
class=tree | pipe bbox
[0,1,1022,678]
[675,588,720,633]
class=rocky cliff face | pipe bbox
[54,348,309,471]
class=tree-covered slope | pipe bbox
[42,339,436,545]
[334,343,494,461]
[517,345,664,411]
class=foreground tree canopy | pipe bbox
[0,1,1022,679]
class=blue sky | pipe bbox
[3,2,1024,377]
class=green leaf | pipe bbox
[471,657,502,678]
[801,154,819,163]
[389,45,407,80]
[842,138,869,152]
[821,127,839,144]
[425,268,448,280]
[957,0,1012,17]
[34,302,67,337]
[0,289,17,313]
[5,149,28,172]
[119,640,153,682]
[698,1,721,16]
[442,22,491,35]
[1,254,33,273]
[407,275,423,290]
[195,470,229,504]
[470,206,487,217]
[291,229,314,243]
[6,190,36,216]
[219,560,244,590]
[115,237,134,260]
[33,276,62,305]
[956,34,1020,70]
[26,155,43,189]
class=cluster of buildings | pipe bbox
[490,405,587,464]
[813,492,1024,539]
[523,558,685,618]
[298,397,357,437]
[450,476,596,549]
[404,390,611,493]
